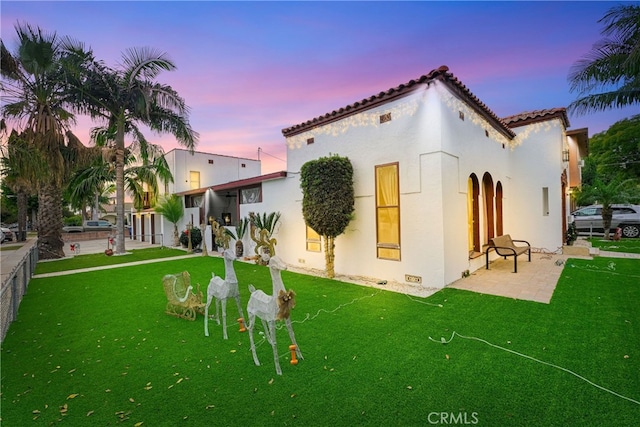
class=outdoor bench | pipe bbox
[485,234,531,273]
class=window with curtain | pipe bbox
[240,186,262,204]
[306,225,321,252]
[189,171,200,190]
[375,163,400,260]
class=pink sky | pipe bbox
[2,1,637,174]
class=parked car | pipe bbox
[1,227,14,243]
[570,204,640,238]
[63,220,116,233]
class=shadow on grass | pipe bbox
[1,255,639,426]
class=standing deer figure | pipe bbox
[204,249,246,339]
[247,255,303,375]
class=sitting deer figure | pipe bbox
[247,255,303,375]
[204,249,246,339]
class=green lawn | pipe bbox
[1,253,639,426]
[588,238,640,254]
[35,247,188,275]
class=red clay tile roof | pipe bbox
[502,108,570,129]
[281,65,516,139]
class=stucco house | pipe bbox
[236,65,588,290]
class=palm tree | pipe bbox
[68,140,172,223]
[66,161,114,221]
[0,128,39,241]
[154,194,184,246]
[575,178,640,239]
[1,23,95,258]
[71,47,198,255]
[568,5,640,114]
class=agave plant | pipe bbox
[251,211,281,237]
[249,212,281,263]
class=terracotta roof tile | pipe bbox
[502,108,569,129]
[281,65,516,139]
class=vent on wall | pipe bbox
[459,111,465,121]
[380,112,392,124]
[307,138,314,145]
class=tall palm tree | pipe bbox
[1,23,95,258]
[72,47,198,254]
[568,5,640,114]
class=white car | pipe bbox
[1,227,14,243]
[63,220,116,233]
[571,204,640,238]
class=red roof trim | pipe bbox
[502,108,570,129]
[175,171,287,196]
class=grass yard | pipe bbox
[587,238,640,255]
[1,253,639,426]
[34,247,188,275]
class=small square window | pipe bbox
[307,138,314,145]
[380,112,392,124]
[459,111,465,121]
[208,159,214,164]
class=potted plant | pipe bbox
[179,227,202,248]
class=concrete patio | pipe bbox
[449,245,640,304]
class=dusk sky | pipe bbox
[2,1,638,174]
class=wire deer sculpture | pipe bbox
[246,255,303,375]
[204,249,246,339]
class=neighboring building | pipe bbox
[241,65,587,290]
[565,128,589,212]
[130,149,262,245]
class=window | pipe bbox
[542,187,549,216]
[306,226,321,252]
[574,207,600,216]
[240,186,262,204]
[375,163,400,260]
[185,195,202,208]
[190,171,200,190]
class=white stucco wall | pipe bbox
[235,82,569,289]
[164,149,261,195]
[505,120,566,252]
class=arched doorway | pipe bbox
[496,181,503,237]
[467,174,480,254]
[482,172,495,244]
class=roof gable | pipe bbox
[281,65,516,139]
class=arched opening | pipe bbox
[467,174,480,254]
[482,172,495,244]
[496,181,503,237]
